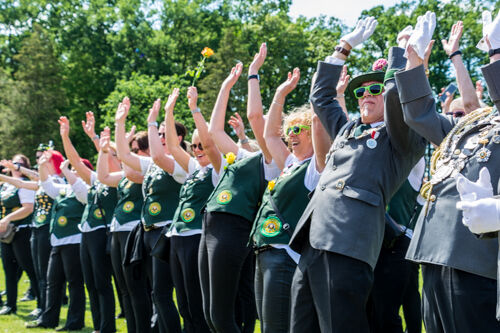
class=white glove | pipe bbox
[406,11,436,60]
[457,197,500,234]
[340,17,378,48]
[397,25,413,48]
[455,167,494,201]
[477,10,500,51]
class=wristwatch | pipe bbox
[248,74,260,81]
[489,48,500,57]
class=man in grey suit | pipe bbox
[395,10,500,331]
[288,17,429,332]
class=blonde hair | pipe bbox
[282,105,313,137]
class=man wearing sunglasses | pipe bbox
[288,17,429,333]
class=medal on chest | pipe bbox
[366,130,379,149]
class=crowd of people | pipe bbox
[0,8,500,333]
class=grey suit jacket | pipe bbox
[396,62,500,279]
[289,47,426,269]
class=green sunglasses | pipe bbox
[286,125,310,136]
[353,83,384,99]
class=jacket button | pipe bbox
[320,185,326,191]
[339,142,345,148]
[332,165,337,171]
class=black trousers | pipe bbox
[369,236,421,333]
[40,243,85,329]
[30,224,52,311]
[0,227,40,310]
[80,229,116,333]
[169,234,209,333]
[422,263,500,333]
[198,211,256,333]
[143,227,181,333]
[290,242,373,333]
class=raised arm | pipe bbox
[480,10,500,110]
[0,161,38,190]
[97,127,123,187]
[188,87,222,172]
[264,68,300,170]
[59,116,92,185]
[228,113,254,152]
[335,65,350,119]
[247,43,272,163]
[115,97,142,172]
[82,111,100,151]
[442,21,481,113]
[208,63,243,155]
[148,99,175,173]
[165,88,190,172]
[312,112,331,172]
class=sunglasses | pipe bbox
[445,110,465,118]
[131,147,139,154]
[286,125,310,136]
[353,83,384,99]
[158,132,165,138]
[190,143,203,151]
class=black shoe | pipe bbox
[20,294,36,302]
[55,326,83,331]
[26,320,48,329]
[28,308,42,319]
[0,306,15,315]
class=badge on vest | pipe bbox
[122,201,134,213]
[93,209,104,220]
[216,190,232,205]
[57,216,68,226]
[181,208,195,223]
[36,214,47,223]
[261,216,281,237]
[148,202,162,216]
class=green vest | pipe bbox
[81,180,118,228]
[205,153,266,222]
[251,159,311,247]
[171,167,214,233]
[50,189,84,239]
[0,182,33,226]
[387,179,419,229]
[32,187,54,228]
[114,177,143,225]
[142,163,182,226]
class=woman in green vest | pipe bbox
[26,152,86,330]
[0,154,39,316]
[115,97,185,333]
[250,67,330,332]
[201,58,281,333]
[58,116,119,333]
[97,128,152,333]
[0,150,65,318]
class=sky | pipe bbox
[289,0,402,26]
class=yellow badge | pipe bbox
[216,190,232,205]
[148,202,162,216]
[57,216,68,226]
[181,208,195,223]
[260,217,281,237]
[36,214,47,223]
[93,209,104,220]
[122,201,134,213]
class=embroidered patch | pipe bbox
[36,214,47,223]
[260,217,281,237]
[93,209,104,220]
[122,201,134,213]
[181,208,195,223]
[57,216,67,227]
[216,190,232,205]
[148,202,162,216]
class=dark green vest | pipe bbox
[50,189,84,239]
[0,182,33,226]
[387,179,419,229]
[251,159,311,247]
[81,180,118,228]
[114,177,143,225]
[205,153,266,222]
[142,163,182,226]
[171,167,214,233]
[32,187,54,228]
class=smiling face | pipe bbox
[357,81,385,124]
[283,106,314,161]
[191,132,209,167]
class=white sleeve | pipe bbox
[72,177,90,204]
[237,148,255,160]
[304,156,321,191]
[263,159,281,181]
[188,157,199,176]
[408,157,426,191]
[324,56,346,65]
[212,154,226,186]
[41,178,67,199]
[170,161,187,184]
[139,156,152,176]
[284,154,296,170]
[90,171,97,186]
[18,188,35,204]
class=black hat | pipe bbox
[347,58,388,99]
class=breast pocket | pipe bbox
[342,185,381,207]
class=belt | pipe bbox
[142,223,161,232]
[254,245,274,255]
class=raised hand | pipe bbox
[60,159,70,172]
[187,86,198,111]
[407,11,436,60]
[249,43,267,75]
[164,88,180,113]
[341,16,378,48]
[336,65,350,96]
[439,88,454,114]
[147,98,162,123]
[456,167,494,201]
[99,127,111,152]
[423,40,435,70]
[397,25,413,48]
[81,111,97,139]
[115,97,130,123]
[477,10,500,51]
[38,152,52,166]
[442,21,463,56]
[222,62,243,89]
[228,112,245,138]
[58,116,70,137]
[276,67,300,98]
[0,160,16,172]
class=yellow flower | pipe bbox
[201,47,214,58]
[267,180,276,192]
[225,152,236,165]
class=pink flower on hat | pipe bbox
[372,58,388,71]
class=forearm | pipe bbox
[452,55,480,113]
[115,122,141,171]
[264,94,289,170]
[209,85,231,133]
[61,135,91,184]
[247,78,272,162]
[481,57,500,109]
[0,174,38,190]
[312,114,331,172]
[193,112,221,170]
[19,166,39,181]
[165,109,190,172]
[4,204,33,222]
